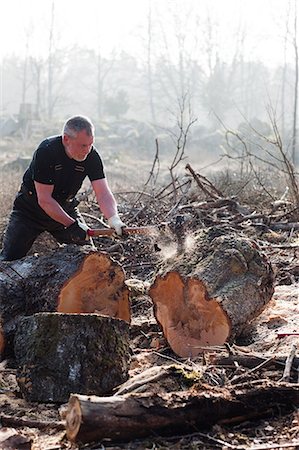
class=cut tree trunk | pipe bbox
[0,245,130,359]
[149,227,274,357]
[14,312,131,403]
[65,381,299,443]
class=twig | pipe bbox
[185,163,223,199]
[228,357,275,385]
[196,432,236,448]
[274,205,299,221]
[158,179,191,201]
[152,350,191,369]
[81,212,108,228]
[280,344,297,382]
[270,222,299,231]
[0,414,65,430]
[247,441,299,450]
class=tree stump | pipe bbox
[149,227,274,357]
[14,312,131,402]
[0,245,130,358]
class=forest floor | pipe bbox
[0,150,298,449]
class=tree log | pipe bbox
[14,312,130,402]
[65,382,299,443]
[0,245,130,358]
[149,227,274,357]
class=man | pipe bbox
[0,115,125,261]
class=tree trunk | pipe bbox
[65,382,299,443]
[149,227,274,357]
[0,245,130,359]
[14,312,130,403]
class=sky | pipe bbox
[0,0,292,67]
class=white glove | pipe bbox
[108,214,126,236]
[77,221,90,232]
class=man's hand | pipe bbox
[108,214,126,236]
[67,220,89,243]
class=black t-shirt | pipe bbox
[22,135,105,203]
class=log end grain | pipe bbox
[65,395,82,442]
[149,273,231,357]
[58,253,130,322]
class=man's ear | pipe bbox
[62,134,69,146]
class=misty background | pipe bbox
[0,0,298,177]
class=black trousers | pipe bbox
[0,190,84,261]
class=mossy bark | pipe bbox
[14,312,131,403]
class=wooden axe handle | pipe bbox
[276,332,299,338]
[87,226,155,237]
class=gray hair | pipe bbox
[62,115,94,138]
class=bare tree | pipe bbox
[291,0,299,166]
[96,51,115,120]
[146,1,157,124]
[158,94,197,206]
[155,2,200,108]
[224,106,299,209]
[280,1,292,142]
[30,57,43,119]
[47,0,55,120]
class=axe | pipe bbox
[87,226,156,237]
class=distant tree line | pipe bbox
[0,0,298,167]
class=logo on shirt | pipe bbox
[75,165,85,172]
[54,164,63,171]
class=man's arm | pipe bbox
[34,181,75,227]
[91,178,118,219]
[91,178,125,235]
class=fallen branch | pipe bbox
[65,381,299,443]
[212,354,299,371]
[270,222,299,231]
[280,344,297,382]
[0,415,65,430]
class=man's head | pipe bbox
[62,115,95,162]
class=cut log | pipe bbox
[65,381,299,443]
[149,227,274,357]
[0,245,130,359]
[14,312,131,402]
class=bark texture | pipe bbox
[149,227,274,357]
[14,312,130,402]
[0,245,130,358]
[65,382,299,443]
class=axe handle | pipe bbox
[87,226,155,237]
[276,332,299,338]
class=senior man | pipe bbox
[0,115,125,261]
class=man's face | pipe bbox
[63,130,94,162]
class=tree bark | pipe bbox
[149,227,274,357]
[14,312,131,403]
[65,382,299,443]
[0,245,130,359]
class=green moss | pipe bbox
[169,365,202,388]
